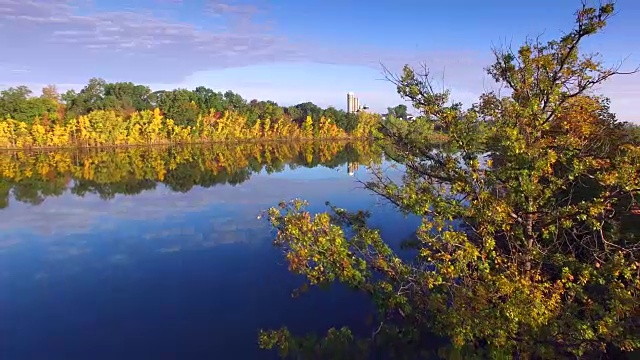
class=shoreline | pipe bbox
[0,137,369,152]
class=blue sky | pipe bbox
[0,0,638,121]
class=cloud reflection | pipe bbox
[0,142,390,287]
[0,167,377,285]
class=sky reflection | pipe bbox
[0,153,419,360]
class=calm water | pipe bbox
[0,142,419,359]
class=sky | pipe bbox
[0,0,638,121]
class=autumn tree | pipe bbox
[259,3,640,359]
[41,85,60,102]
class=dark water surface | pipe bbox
[0,142,419,359]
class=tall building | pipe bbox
[347,92,354,113]
[347,92,359,113]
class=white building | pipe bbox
[347,92,360,113]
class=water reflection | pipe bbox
[0,141,381,208]
[0,141,420,360]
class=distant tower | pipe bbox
[347,92,355,113]
[347,92,361,113]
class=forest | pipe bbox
[0,141,380,208]
[0,80,382,148]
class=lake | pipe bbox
[0,142,420,360]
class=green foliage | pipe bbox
[103,82,153,113]
[155,89,200,127]
[247,99,284,126]
[64,77,107,118]
[192,86,225,113]
[0,86,58,124]
[260,3,640,359]
[387,104,409,120]
[380,114,448,147]
[292,102,323,123]
[624,122,640,144]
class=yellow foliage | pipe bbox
[0,107,370,149]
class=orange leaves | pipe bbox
[552,96,603,141]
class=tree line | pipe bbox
[0,141,381,208]
[0,80,384,148]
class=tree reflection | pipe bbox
[0,141,381,208]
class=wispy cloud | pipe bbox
[2,65,30,74]
[0,0,481,85]
[205,0,261,22]
[0,0,304,82]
